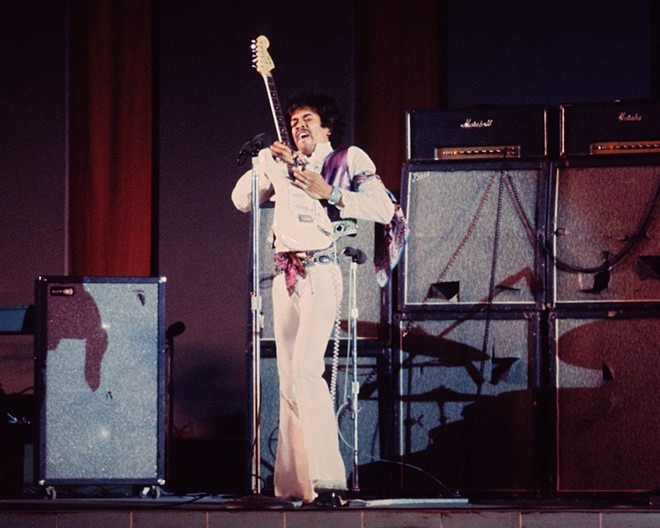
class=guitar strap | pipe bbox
[321,148,410,288]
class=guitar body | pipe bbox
[252,35,334,251]
[259,150,334,251]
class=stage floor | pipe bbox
[1,493,659,528]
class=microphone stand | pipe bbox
[249,152,263,495]
[228,134,298,509]
[341,248,469,508]
[343,247,364,492]
[238,133,272,496]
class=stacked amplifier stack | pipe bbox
[550,101,660,495]
[400,101,660,498]
[400,105,552,497]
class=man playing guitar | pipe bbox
[232,90,400,504]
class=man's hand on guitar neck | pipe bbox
[269,140,298,166]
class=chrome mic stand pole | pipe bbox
[349,260,359,491]
[249,153,263,495]
[344,247,364,492]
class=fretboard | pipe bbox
[264,74,293,149]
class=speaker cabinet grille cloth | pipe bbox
[552,164,660,305]
[553,313,660,492]
[397,314,540,493]
[35,276,166,485]
[400,163,547,310]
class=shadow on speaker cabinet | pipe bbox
[34,276,166,486]
[399,162,548,312]
[551,311,660,493]
[395,313,543,496]
[550,160,660,306]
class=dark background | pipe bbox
[1,0,657,495]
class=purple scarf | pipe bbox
[321,149,410,287]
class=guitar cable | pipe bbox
[504,168,660,276]
[329,247,343,406]
[456,169,505,492]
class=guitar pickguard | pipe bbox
[260,150,334,251]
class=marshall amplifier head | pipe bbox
[406,105,553,162]
[561,100,660,157]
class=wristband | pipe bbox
[327,186,342,205]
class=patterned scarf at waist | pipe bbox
[274,246,337,296]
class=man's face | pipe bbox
[290,106,331,156]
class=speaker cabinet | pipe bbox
[396,312,542,495]
[255,346,395,492]
[400,162,548,312]
[34,276,166,486]
[551,311,660,493]
[256,205,390,342]
[550,160,660,306]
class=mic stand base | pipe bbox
[220,493,301,510]
[348,496,469,508]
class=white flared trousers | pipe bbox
[271,262,347,502]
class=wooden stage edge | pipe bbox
[1,493,659,528]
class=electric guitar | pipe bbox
[251,35,334,251]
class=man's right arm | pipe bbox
[231,153,275,212]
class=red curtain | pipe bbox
[68,0,154,276]
[355,0,445,192]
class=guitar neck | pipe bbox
[263,74,293,149]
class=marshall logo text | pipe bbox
[460,118,494,129]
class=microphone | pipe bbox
[343,246,367,264]
[251,132,273,151]
[236,132,274,166]
[166,321,186,340]
[236,141,253,166]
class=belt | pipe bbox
[274,246,337,295]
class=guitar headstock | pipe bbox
[251,35,275,77]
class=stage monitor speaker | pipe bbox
[551,312,660,492]
[34,276,166,486]
[396,313,542,495]
[256,347,395,492]
[256,205,389,343]
[551,161,660,306]
[399,162,548,311]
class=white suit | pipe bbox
[232,142,394,501]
